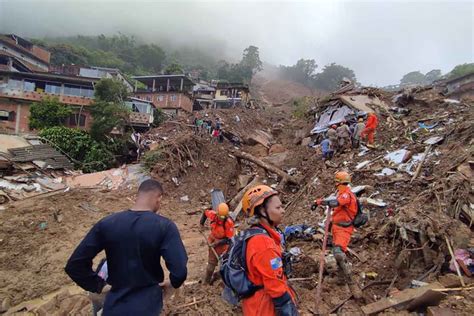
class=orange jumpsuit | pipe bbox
[204,210,234,265]
[242,222,296,316]
[332,186,358,252]
[361,113,378,145]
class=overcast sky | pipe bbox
[0,0,472,86]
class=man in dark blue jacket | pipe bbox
[65,179,188,315]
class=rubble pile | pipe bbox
[0,81,472,315]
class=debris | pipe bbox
[366,198,387,207]
[426,306,456,316]
[445,237,466,286]
[361,282,445,314]
[301,137,312,147]
[39,222,47,230]
[410,144,433,182]
[79,202,100,213]
[385,149,411,165]
[375,168,396,176]
[180,195,190,202]
[233,151,299,188]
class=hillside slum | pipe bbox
[0,81,473,315]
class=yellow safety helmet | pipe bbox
[335,171,351,185]
[217,203,229,219]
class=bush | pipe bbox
[29,97,72,130]
[142,149,162,170]
[39,126,114,172]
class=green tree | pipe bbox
[240,46,263,75]
[152,108,166,127]
[279,59,318,86]
[448,63,474,79]
[425,69,442,83]
[164,62,184,74]
[29,97,72,130]
[400,71,426,86]
[136,44,166,72]
[90,78,130,142]
[313,63,357,91]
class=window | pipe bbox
[145,96,152,101]
[45,83,61,95]
[7,79,22,90]
[170,94,177,101]
[24,80,36,92]
[68,113,86,127]
[157,95,164,102]
[0,110,15,121]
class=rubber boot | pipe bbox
[203,263,216,285]
[335,253,362,299]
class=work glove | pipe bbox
[273,292,299,316]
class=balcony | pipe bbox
[129,112,152,126]
[0,87,93,106]
[195,93,213,100]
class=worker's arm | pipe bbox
[161,221,188,288]
[65,222,106,293]
[251,244,298,315]
[199,210,207,226]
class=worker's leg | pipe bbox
[368,129,375,145]
[332,226,362,299]
[204,246,218,284]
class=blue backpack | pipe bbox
[220,227,267,304]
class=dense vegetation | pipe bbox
[32,34,262,83]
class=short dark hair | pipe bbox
[137,179,164,195]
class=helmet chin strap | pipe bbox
[259,209,274,226]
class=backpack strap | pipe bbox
[241,227,268,272]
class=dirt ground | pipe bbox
[0,83,473,315]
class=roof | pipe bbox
[0,50,44,72]
[338,94,387,112]
[0,70,98,86]
[0,35,49,65]
[132,74,194,87]
[9,144,73,169]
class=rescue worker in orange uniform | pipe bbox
[241,185,298,316]
[360,112,379,146]
[314,171,362,299]
[200,203,235,284]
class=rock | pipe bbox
[1,297,11,313]
[263,152,288,168]
[269,144,286,154]
[301,137,312,147]
[180,195,190,202]
[237,175,253,190]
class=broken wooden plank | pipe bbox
[361,282,443,315]
[233,151,299,187]
[228,175,258,210]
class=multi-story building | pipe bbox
[132,74,194,117]
[0,34,50,72]
[0,70,156,134]
[210,80,250,108]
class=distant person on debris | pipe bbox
[320,137,334,160]
[211,128,220,144]
[327,125,338,151]
[239,185,298,315]
[202,119,209,137]
[196,117,203,136]
[336,121,351,152]
[360,112,379,147]
[207,119,213,135]
[216,117,222,130]
[313,171,362,299]
[65,179,188,316]
[200,203,235,284]
[352,118,366,148]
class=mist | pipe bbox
[0,0,472,86]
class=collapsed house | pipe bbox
[310,88,388,135]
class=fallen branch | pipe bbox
[228,175,258,211]
[410,144,433,183]
[445,236,465,287]
[174,298,207,309]
[233,151,299,188]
